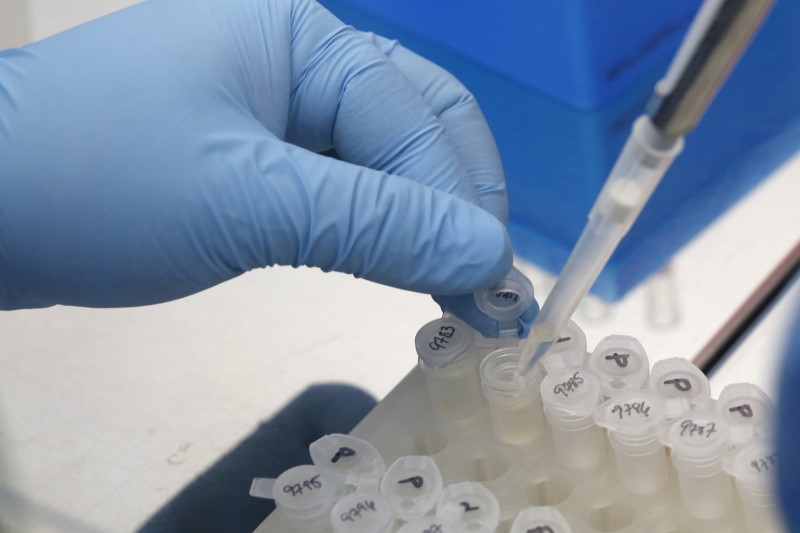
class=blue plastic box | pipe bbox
[321,0,701,110]
[320,0,800,300]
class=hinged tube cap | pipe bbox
[474,266,534,323]
[309,434,385,488]
[540,366,603,428]
[649,357,710,418]
[716,383,775,446]
[587,335,649,398]
[416,316,474,370]
[380,456,443,521]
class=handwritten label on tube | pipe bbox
[729,403,754,418]
[750,452,777,474]
[283,474,322,497]
[663,378,692,392]
[553,372,584,397]
[604,352,630,368]
[339,499,377,522]
[679,419,717,439]
[611,401,652,420]
[398,476,424,489]
[429,326,456,351]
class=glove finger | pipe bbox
[216,129,512,295]
[284,0,480,206]
[364,33,524,335]
[364,32,508,224]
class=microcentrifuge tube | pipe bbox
[309,434,386,489]
[397,516,460,533]
[716,383,775,447]
[510,506,573,533]
[416,316,483,420]
[586,335,649,398]
[540,366,606,470]
[436,481,501,533]
[329,490,395,533]
[480,347,545,444]
[723,438,785,533]
[657,410,733,520]
[648,357,711,418]
[380,455,443,521]
[593,390,670,494]
[474,266,534,349]
[251,464,345,532]
[538,320,588,375]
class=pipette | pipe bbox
[518,0,776,376]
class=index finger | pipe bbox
[365,33,509,224]
[284,0,480,206]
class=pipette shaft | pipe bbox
[518,118,682,375]
[517,0,775,376]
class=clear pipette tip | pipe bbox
[515,0,774,379]
[517,336,554,377]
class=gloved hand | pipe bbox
[0,0,536,335]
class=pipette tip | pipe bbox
[516,338,554,377]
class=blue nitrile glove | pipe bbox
[777,304,800,528]
[0,0,536,335]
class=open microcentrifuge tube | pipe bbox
[716,383,775,446]
[510,506,573,533]
[309,434,386,489]
[537,320,587,375]
[397,515,459,533]
[474,266,534,348]
[648,357,711,418]
[657,410,733,520]
[329,490,395,533]
[594,390,670,494]
[480,347,545,445]
[540,366,606,469]
[587,335,649,398]
[250,464,345,532]
[436,481,501,533]
[415,316,483,420]
[380,455,443,521]
[723,438,785,533]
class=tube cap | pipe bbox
[309,434,386,488]
[540,366,603,424]
[474,266,534,322]
[722,438,777,492]
[657,410,730,464]
[436,482,500,533]
[510,506,573,533]
[415,317,475,369]
[330,490,395,533]
[594,389,667,438]
[380,456,444,521]
[648,358,710,418]
[272,465,345,521]
[587,335,649,398]
[539,321,588,374]
[716,383,775,446]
